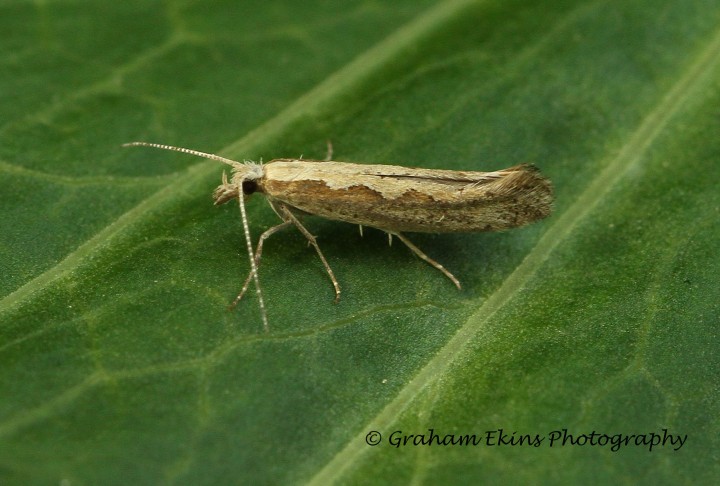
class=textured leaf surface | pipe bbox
[1,0,719,484]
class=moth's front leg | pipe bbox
[230,220,293,309]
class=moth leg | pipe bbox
[277,203,342,303]
[324,140,333,161]
[230,221,293,309]
[392,232,462,290]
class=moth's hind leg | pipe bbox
[392,232,462,290]
[324,140,333,161]
[277,203,342,303]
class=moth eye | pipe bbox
[242,180,258,195]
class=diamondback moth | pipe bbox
[124,142,554,331]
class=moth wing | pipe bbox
[263,161,553,232]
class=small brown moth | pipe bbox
[125,142,553,331]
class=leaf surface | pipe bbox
[1,0,719,484]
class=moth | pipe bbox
[125,142,554,331]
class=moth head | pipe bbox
[213,161,264,205]
[121,142,265,206]
[122,141,270,330]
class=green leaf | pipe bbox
[1,0,718,484]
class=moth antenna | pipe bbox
[236,176,268,331]
[123,141,241,168]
